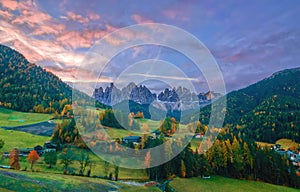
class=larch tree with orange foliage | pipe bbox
[27,150,39,170]
[144,151,151,178]
[9,148,20,170]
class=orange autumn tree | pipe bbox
[144,151,151,168]
[9,148,20,170]
[27,150,39,170]
[144,151,151,178]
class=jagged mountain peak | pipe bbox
[93,82,216,109]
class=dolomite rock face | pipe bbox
[93,82,221,109]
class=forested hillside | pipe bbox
[200,67,300,142]
[0,44,72,113]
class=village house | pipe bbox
[43,141,57,152]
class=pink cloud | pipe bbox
[88,12,100,21]
[84,29,107,39]
[11,36,85,67]
[0,0,18,10]
[56,28,116,49]
[56,31,92,49]
[131,14,154,24]
[66,11,89,24]
[104,36,122,46]
[105,24,117,32]
[30,24,65,36]
[44,66,112,83]
[0,9,13,19]
[0,18,85,69]
[0,1,131,83]
[12,9,52,28]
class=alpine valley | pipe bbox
[0,44,299,190]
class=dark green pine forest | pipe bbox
[200,67,300,143]
[0,44,72,113]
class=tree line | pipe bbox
[141,127,300,188]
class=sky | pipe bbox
[0,0,300,94]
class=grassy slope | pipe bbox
[0,128,50,152]
[1,108,298,190]
[170,176,299,192]
[0,127,148,180]
[0,108,53,127]
[0,169,159,192]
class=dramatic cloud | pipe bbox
[0,0,18,10]
[12,10,52,27]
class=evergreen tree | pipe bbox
[60,147,75,172]
[0,139,4,150]
[44,151,57,168]
[232,136,244,178]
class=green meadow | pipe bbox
[0,127,148,180]
[0,128,50,152]
[169,176,299,192]
[0,108,53,127]
[0,169,159,192]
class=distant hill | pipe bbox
[0,44,72,112]
[201,67,300,143]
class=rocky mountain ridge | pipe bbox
[93,82,221,109]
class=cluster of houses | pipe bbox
[121,131,203,145]
[271,144,300,167]
[121,129,181,145]
[121,130,163,145]
[2,141,57,157]
[121,129,206,143]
